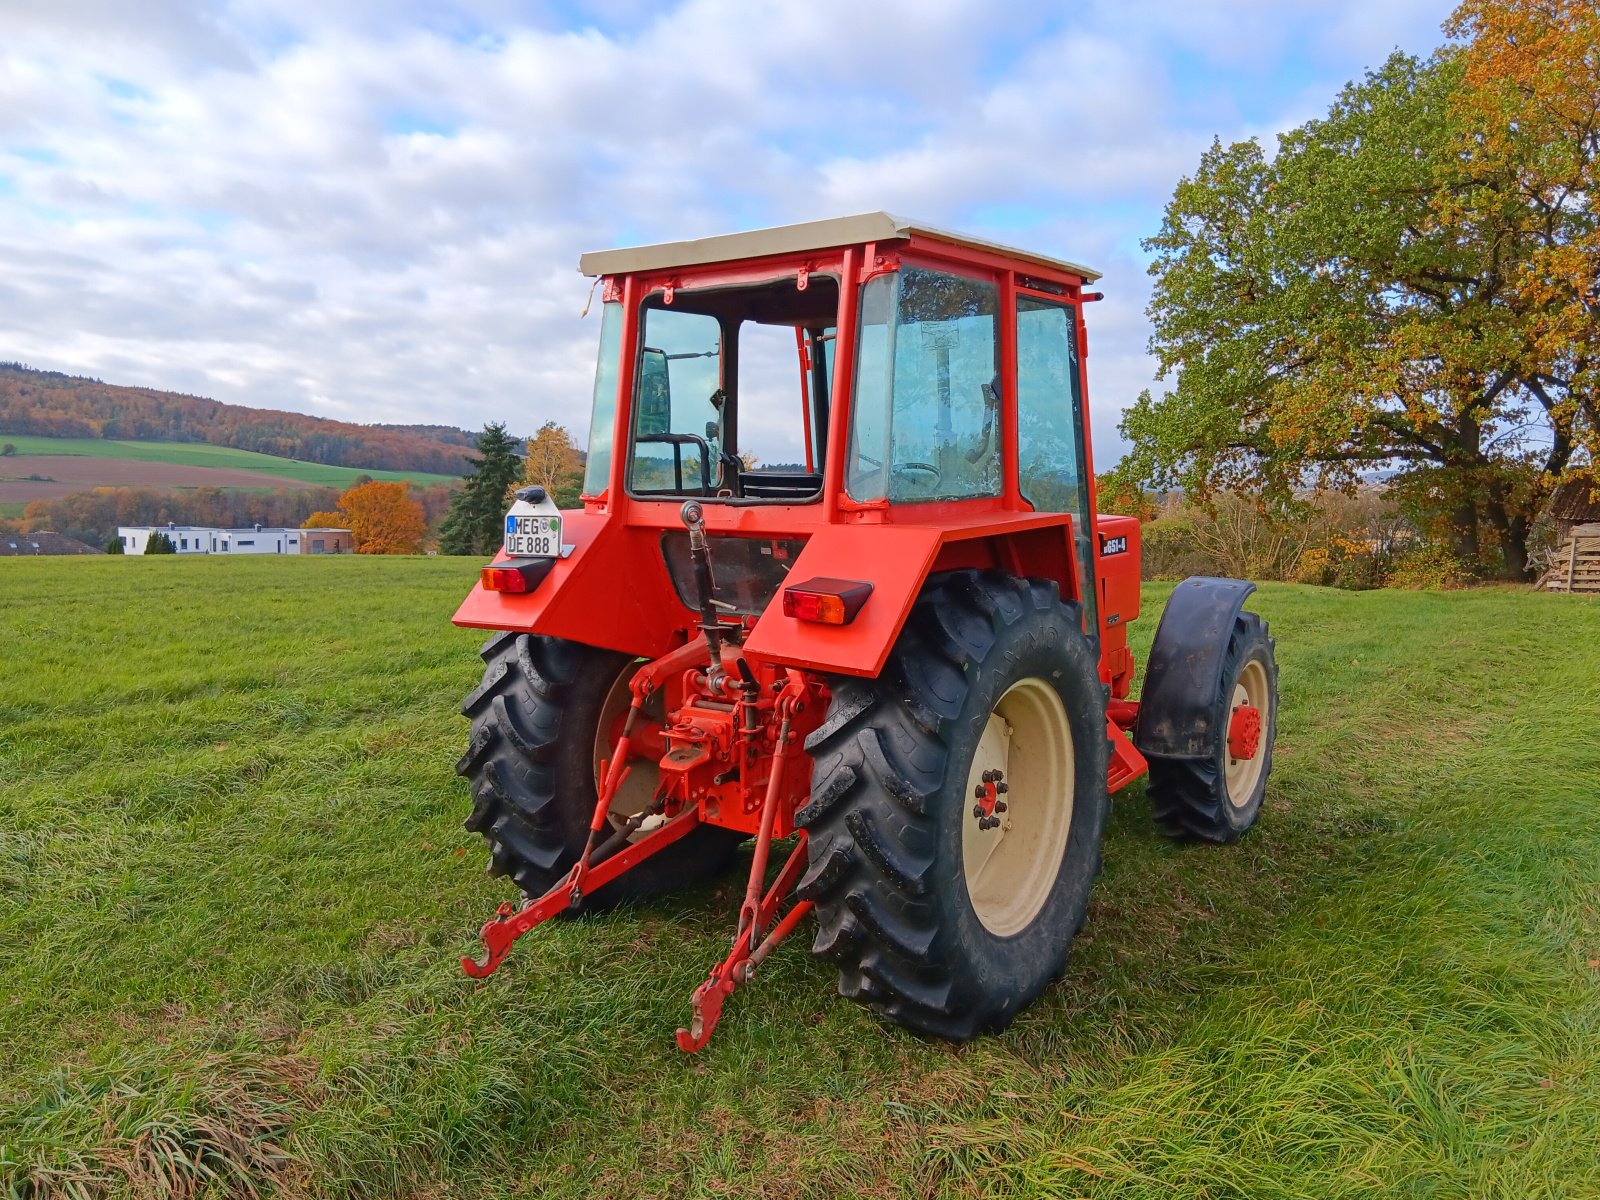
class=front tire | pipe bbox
[457,631,744,904]
[1146,612,1277,842]
[797,571,1110,1039]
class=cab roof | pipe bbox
[577,211,1102,283]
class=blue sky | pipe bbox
[0,0,1458,465]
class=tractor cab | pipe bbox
[460,213,1133,682]
[449,214,1280,1054]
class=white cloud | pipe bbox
[0,0,1456,466]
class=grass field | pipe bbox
[2,558,1597,1198]
[0,436,459,488]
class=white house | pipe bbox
[117,523,353,555]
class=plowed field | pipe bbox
[0,455,300,502]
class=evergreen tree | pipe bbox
[105,537,125,554]
[439,422,524,556]
[144,531,176,554]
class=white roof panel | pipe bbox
[578,212,1101,282]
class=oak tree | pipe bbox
[1121,31,1597,578]
[1445,0,1599,495]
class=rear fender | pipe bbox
[743,513,1080,679]
[742,524,944,678]
[451,510,693,656]
[1133,576,1256,759]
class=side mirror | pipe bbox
[638,347,671,435]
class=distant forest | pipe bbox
[0,363,473,475]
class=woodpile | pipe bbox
[1542,522,1600,593]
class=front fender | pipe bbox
[1133,576,1256,759]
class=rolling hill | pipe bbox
[0,362,475,475]
[0,435,460,521]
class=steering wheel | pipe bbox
[892,461,943,489]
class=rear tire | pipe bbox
[457,632,744,904]
[797,571,1110,1039]
[1146,612,1277,842]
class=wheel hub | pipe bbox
[971,769,1009,830]
[594,665,664,834]
[1223,660,1270,808]
[960,678,1075,937]
[1227,704,1261,761]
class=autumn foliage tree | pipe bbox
[1094,471,1157,521]
[1445,0,1599,488]
[523,421,584,509]
[333,481,426,554]
[1120,7,1599,579]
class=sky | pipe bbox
[0,0,1459,467]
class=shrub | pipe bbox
[143,531,175,555]
[1294,546,1333,586]
[1296,534,1398,590]
[1140,516,1213,580]
[1388,544,1471,590]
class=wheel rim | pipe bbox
[961,677,1075,937]
[1224,659,1270,807]
[593,663,662,836]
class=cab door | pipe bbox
[1013,292,1097,627]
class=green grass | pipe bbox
[0,436,459,487]
[1,560,1597,1198]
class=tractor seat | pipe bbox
[740,469,823,500]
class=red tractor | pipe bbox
[452,213,1278,1050]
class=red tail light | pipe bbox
[781,577,873,625]
[481,561,553,593]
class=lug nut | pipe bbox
[973,804,984,819]
[995,800,1007,814]
[975,785,987,800]
[996,782,1009,794]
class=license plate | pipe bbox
[504,513,561,558]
